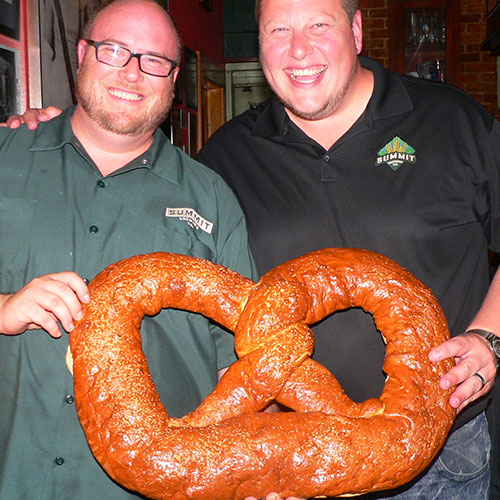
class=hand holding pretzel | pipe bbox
[70,248,456,499]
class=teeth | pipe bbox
[289,66,326,81]
[109,89,143,101]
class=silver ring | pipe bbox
[474,372,486,389]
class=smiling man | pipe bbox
[198,0,500,499]
[257,0,372,139]
[0,1,255,499]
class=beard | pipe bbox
[274,59,360,121]
[75,58,174,136]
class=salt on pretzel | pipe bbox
[70,248,455,499]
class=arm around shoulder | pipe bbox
[1,106,63,130]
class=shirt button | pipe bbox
[141,159,148,165]
[96,179,106,188]
[323,154,331,163]
[55,457,65,466]
[89,225,99,234]
[64,394,74,404]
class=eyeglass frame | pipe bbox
[84,39,178,78]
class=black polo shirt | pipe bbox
[198,56,500,429]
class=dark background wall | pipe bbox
[224,0,259,60]
[170,0,226,65]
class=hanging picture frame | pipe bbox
[0,0,20,40]
[0,45,20,120]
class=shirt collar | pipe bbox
[252,56,414,140]
[28,105,181,184]
[147,128,182,185]
[361,56,413,120]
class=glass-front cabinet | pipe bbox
[389,0,459,86]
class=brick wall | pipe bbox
[359,0,500,119]
[458,1,498,116]
[359,0,390,69]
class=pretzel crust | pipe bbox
[70,248,455,499]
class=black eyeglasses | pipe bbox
[85,39,178,77]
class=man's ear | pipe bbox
[172,65,180,84]
[352,10,363,55]
[77,39,89,67]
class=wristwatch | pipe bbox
[466,328,500,367]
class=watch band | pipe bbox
[466,328,500,367]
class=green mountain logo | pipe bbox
[376,136,417,171]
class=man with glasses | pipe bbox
[84,39,179,79]
[0,1,255,499]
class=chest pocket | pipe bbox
[153,223,214,260]
[0,197,37,270]
[107,205,215,263]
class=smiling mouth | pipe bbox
[108,88,144,101]
[287,66,327,83]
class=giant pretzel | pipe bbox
[70,248,455,499]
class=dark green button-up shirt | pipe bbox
[0,107,256,499]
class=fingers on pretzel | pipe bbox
[71,249,455,499]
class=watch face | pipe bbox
[491,336,500,357]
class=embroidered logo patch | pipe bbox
[165,207,213,234]
[375,136,416,171]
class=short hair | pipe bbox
[81,0,182,64]
[255,0,359,27]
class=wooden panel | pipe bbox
[485,2,500,54]
[203,78,225,142]
[487,1,499,13]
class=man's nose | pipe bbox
[118,54,143,81]
[289,31,313,60]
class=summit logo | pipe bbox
[165,207,213,234]
[376,136,416,171]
